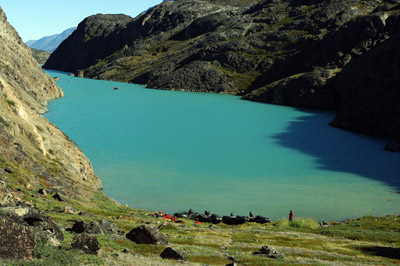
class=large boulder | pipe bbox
[23,210,64,242]
[71,234,101,255]
[0,213,35,260]
[70,219,118,235]
[160,247,186,260]
[0,207,63,246]
[126,225,168,245]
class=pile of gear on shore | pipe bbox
[151,209,271,225]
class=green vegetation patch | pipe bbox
[318,215,400,244]
[6,99,16,107]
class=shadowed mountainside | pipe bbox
[44,0,400,147]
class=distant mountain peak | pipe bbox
[26,27,76,52]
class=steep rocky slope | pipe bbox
[30,48,51,64]
[0,6,101,206]
[44,14,133,73]
[44,0,400,145]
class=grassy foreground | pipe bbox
[1,160,400,265]
[2,189,399,265]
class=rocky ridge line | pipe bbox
[44,0,400,147]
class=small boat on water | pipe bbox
[114,87,118,90]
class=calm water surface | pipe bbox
[45,70,400,221]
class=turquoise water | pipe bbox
[45,70,400,221]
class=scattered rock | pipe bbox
[4,166,13,173]
[122,248,130,253]
[85,221,105,235]
[98,219,119,234]
[71,221,86,234]
[226,255,237,266]
[52,193,63,201]
[160,247,186,260]
[71,234,100,255]
[319,221,331,228]
[109,234,125,241]
[70,219,118,235]
[37,188,47,196]
[253,245,284,259]
[78,211,96,217]
[126,225,168,245]
[64,205,78,215]
[0,206,30,216]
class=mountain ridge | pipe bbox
[44,0,400,147]
[26,27,76,52]
[0,4,400,265]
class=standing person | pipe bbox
[289,210,294,222]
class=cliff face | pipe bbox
[330,19,400,138]
[44,0,400,143]
[0,6,101,206]
[44,14,132,73]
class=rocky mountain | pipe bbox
[30,48,51,64]
[0,6,101,207]
[26,27,76,52]
[0,6,399,265]
[44,0,400,148]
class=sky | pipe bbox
[1,0,163,42]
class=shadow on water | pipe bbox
[271,108,400,190]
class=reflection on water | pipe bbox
[45,70,400,221]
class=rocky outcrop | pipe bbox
[70,219,119,235]
[0,206,66,260]
[0,5,101,206]
[330,15,400,139]
[126,225,168,245]
[43,0,400,144]
[160,247,186,260]
[71,234,101,255]
[43,14,133,72]
[0,213,35,260]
